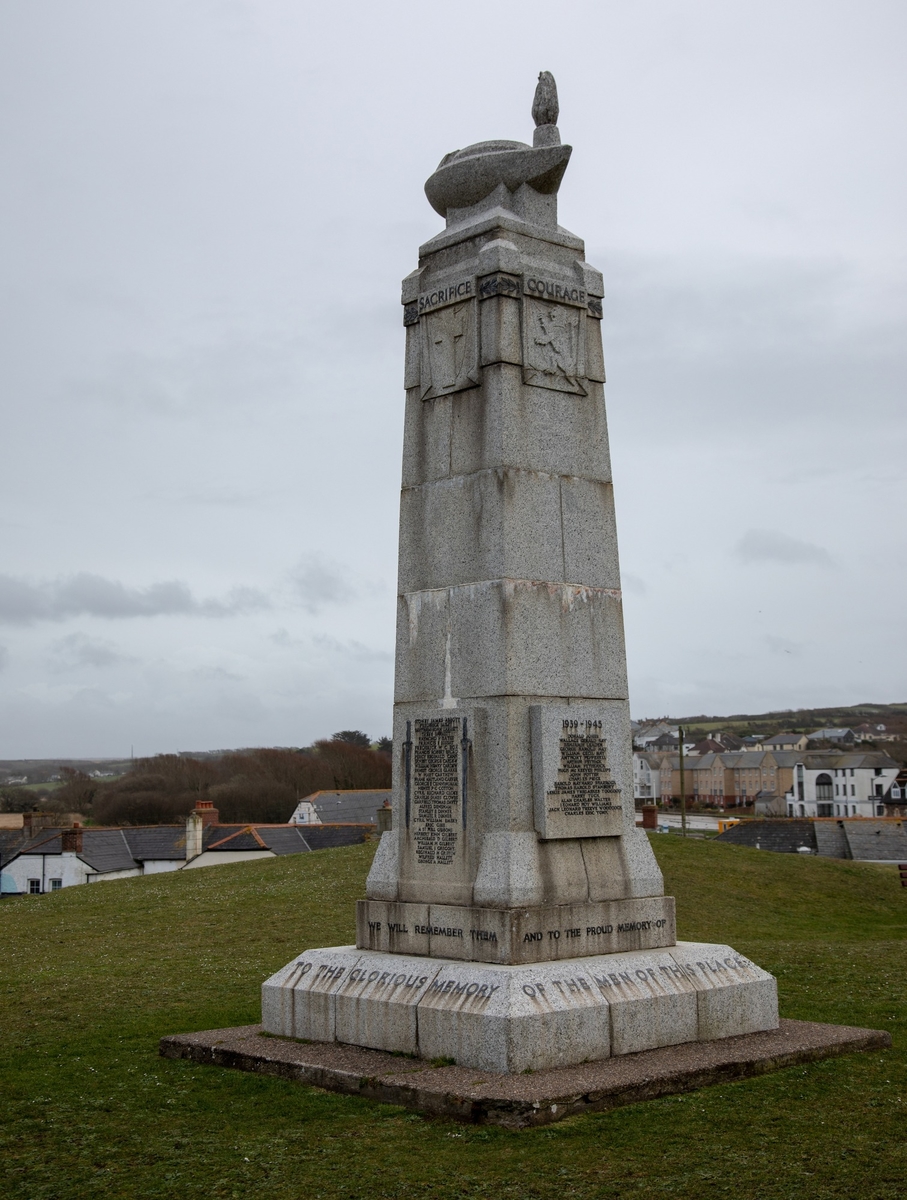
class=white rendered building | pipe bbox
[785,754,899,818]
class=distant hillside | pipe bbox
[0,758,132,785]
[636,702,907,764]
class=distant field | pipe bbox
[1,839,905,1199]
[655,701,907,742]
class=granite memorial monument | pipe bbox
[261,73,779,1073]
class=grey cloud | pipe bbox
[735,529,834,567]
[764,635,804,657]
[269,628,299,647]
[312,634,394,663]
[168,486,268,508]
[49,633,134,670]
[290,555,354,614]
[602,254,907,365]
[0,572,270,625]
[622,573,647,596]
[191,665,245,682]
[600,254,907,442]
[0,644,8,672]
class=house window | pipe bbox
[877,805,885,816]
[893,786,902,799]
[815,773,833,802]
[28,879,41,894]
[817,803,834,817]
[50,878,62,891]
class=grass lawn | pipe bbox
[1,836,905,1199]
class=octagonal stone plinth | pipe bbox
[262,942,778,1074]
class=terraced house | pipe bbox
[637,748,899,816]
[0,800,374,895]
[785,753,899,818]
[651,750,791,808]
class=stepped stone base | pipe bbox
[161,1019,891,1128]
[261,941,778,1073]
[356,896,675,964]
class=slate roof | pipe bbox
[204,826,273,852]
[813,822,850,859]
[76,830,139,873]
[2,820,373,875]
[714,820,817,853]
[769,751,806,767]
[798,752,898,771]
[122,826,187,860]
[5,828,67,856]
[715,734,744,750]
[655,750,791,770]
[649,734,679,749]
[302,824,373,851]
[840,820,907,862]
[200,823,373,853]
[633,751,664,768]
[296,790,391,825]
[2,827,138,873]
[716,817,907,861]
[0,827,33,860]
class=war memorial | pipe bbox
[163,75,890,1124]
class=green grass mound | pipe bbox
[2,838,905,1199]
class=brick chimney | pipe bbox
[185,801,218,862]
[61,823,83,853]
[193,799,219,827]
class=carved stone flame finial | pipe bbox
[532,71,559,128]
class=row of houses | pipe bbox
[633,721,899,752]
[0,794,385,896]
[633,749,903,819]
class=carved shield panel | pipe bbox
[523,298,587,394]
[420,301,480,399]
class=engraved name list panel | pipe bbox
[405,715,469,866]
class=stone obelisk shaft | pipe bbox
[364,122,664,941]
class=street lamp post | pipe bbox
[679,724,687,838]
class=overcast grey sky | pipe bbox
[1,0,904,757]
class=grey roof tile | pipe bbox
[121,826,187,860]
[301,790,391,825]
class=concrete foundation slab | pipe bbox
[160,1019,891,1128]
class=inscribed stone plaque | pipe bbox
[405,714,469,866]
[530,705,624,839]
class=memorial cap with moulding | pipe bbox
[424,71,571,220]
